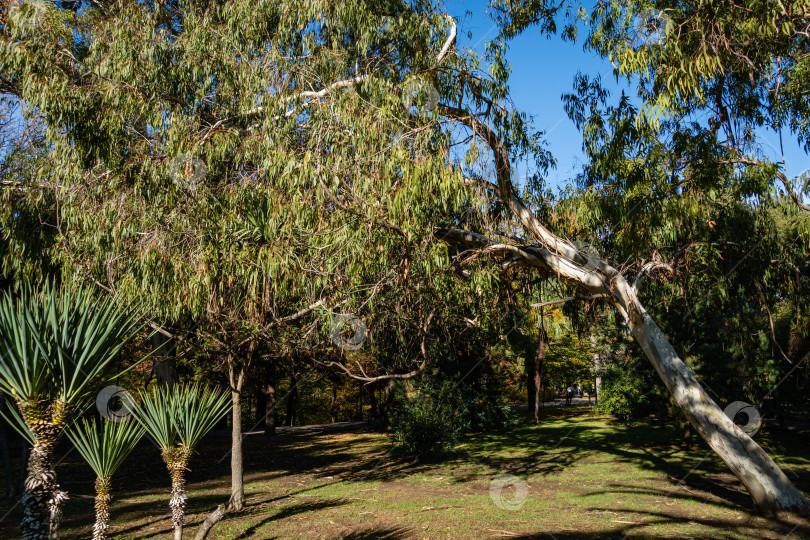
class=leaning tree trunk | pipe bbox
[163,448,189,540]
[92,476,112,540]
[19,402,69,540]
[628,302,810,515]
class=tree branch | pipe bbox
[319,310,435,383]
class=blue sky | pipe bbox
[445,0,810,191]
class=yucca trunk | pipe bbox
[19,401,69,540]
[93,476,112,540]
[164,448,189,540]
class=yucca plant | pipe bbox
[130,384,231,540]
[0,282,140,540]
[66,418,144,540]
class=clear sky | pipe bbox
[445,0,810,191]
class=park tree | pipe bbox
[0,0,493,535]
[1,0,809,527]
[66,418,144,540]
[481,0,810,513]
[0,283,141,539]
[130,384,231,540]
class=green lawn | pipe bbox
[2,406,809,539]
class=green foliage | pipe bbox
[0,281,139,406]
[130,384,231,452]
[390,379,469,461]
[66,417,144,480]
[390,373,520,461]
[586,0,810,150]
[0,97,56,283]
[597,360,668,423]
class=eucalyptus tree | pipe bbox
[0,283,140,539]
[1,0,486,533]
[130,384,231,540]
[475,0,810,513]
[66,418,144,540]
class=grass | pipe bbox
[2,405,809,539]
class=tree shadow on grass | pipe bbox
[7,410,809,539]
[233,499,348,538]
[337,525,413,539]
[524,507,810,539]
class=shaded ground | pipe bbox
[1,405,809,539]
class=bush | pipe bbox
[389,379,469,460]
[459,388,521,432]
[597,362,667,423]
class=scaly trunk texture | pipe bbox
[19,401,69,540]
[93,476,111,540]
[163,449,189,540]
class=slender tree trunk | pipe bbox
[381,379,395,425]
[525,352,536,413]
[534,326,548,424]
[193,345,254,540]
[369,383,379,422]
[590,335,601,404]
[93,476,112,540]
[357,381,363,421]
[150,332,177,390]
[285,369,298,427]
[227,353,247,512]
[776,393,785,429]
[330,381,338,423]
[264,363,276,436]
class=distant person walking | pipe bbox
[566,385,573,406]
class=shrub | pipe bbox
[597,362,667,422]
[459,387,520,432]
[389,379,469,460]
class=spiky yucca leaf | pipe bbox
[0,281,142,407]
[130,384,231,452]
[128,387,177,450]
[0,398,34,444]
[174,385,231,451]
[66,417,144,480]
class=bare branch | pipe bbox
[319,310,435,383]
[530,294,608,309]
[633,260,675,293]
